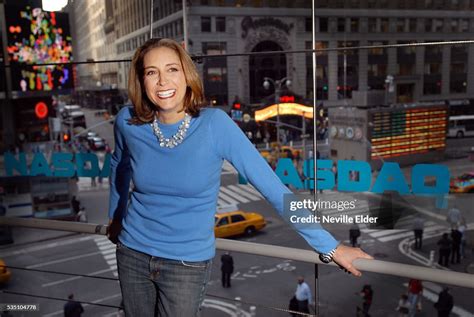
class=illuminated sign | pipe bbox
[5,6,74,92]
[255,103,313,121]
[279,95,295,103]
[369,107,447,159]
[35,102,48,119]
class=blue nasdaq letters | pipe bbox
[4,152,111,177]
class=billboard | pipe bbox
[5,5,74,92]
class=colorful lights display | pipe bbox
[5,5,73,92]
[369,106,448,159]
[255,103,314,121]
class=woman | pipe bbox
[107,38,372,316]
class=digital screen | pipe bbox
[369,106,447,159]
[5,5,73,92]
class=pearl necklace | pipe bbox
[151,114,191,148]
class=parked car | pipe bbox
[450,172,474,193]
[88,137,106,151]
[0,258,12,285]
[214,210,266,238]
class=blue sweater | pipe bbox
[108,107,338,261]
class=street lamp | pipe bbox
[263,77,291,144]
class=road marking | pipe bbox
[236,184,264,198]
[378,225,445,242]
[27,251,102,269]
[94,236,118,276]
[228,185,261,201]
[202,299,251,317]
[0,235,95,258]
[220,186,250,203]
[218,192,240,205]
[41,267,116,287]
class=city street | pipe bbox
[0,110,473,316]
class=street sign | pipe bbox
[231,109,243,121]
[300,134,310,138]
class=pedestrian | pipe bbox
[446,206,461,229]
[458,218,467,259]
[349,224,361,247]
[407,279,423,317]
[413,216,424,250]
[220,252,233,288]
[107,38,372,316]
[76,208,87,223]
[396,294,411,316]
[294,276,312,314]
[357,284,373,317]
[71,196,81,215]
[437,233,452,267]
[63,294,84,317]
[434,287,454,317]
[450,228,462,264]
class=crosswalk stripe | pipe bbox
[217,199,228,207]
[236,184,264,198]
[102,248,115,255]
[220,187,250,203]
[107,259,117,266]
[378,225,444,242]
[228,185,261,201]
[222,161,236,173]
[104,253,115,260]
[218,192,239,205]
[370,221,436,238]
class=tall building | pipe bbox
[111,0,474,109]
[72,0,118,89]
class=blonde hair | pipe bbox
[127,38,206,124]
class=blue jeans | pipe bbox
[116,241,212,317]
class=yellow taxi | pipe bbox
[450,172,474,193]
[259,145,301,167]
[0,258,12,285]
[214,210,266,238]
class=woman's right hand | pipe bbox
[107,218,122,244]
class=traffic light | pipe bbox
[63,132,70,142]
[233,102,241,110]
[35,101,49,119]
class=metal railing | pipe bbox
[1,217,473,289]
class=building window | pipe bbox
[450,19,459,32]
[423,81,441,95]
[450,77,467,93]
[460,19,469,32]
[381,18,389,32]
[350,18,359,32]
[368,41,387,55]
[425,19,433,32]
[433,18,443,32]
[305,17,312,32]
[451,62,466,74]
[367,64,387,77]
[202,42,227,105]
[216,17,226,32]
[398,63,415,75]
[424,63,441,74]
[319,17,328,32]
[368,18,377,32]
[396,18,405,32]
[409,18,417,32]
[337,18,346,32]
[201,17,211,32]
[315,41,328,56]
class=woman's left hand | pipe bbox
[332,244,373,277]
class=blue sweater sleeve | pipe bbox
[210,109,339,253]
[108,108,132,220]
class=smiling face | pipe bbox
[143,47,187,121]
